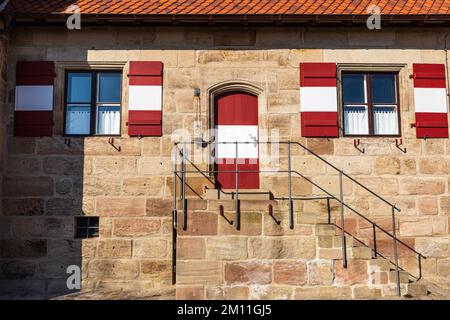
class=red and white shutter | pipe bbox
[412,63,449,138]
[216,92,259,189]
[300,63,339,137]
[14,61,54,136]
[128,61,163,137]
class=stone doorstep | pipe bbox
[204,189,272,200]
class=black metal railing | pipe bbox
[172,140,426,297]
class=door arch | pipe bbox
[214,91,260,189]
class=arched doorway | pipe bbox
[214,91,260,189]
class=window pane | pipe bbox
[96,106,120,135]
[371,74,396,104]
[66,105,91,135]
[67,73,92,103]
[98,73,121,103]
[344,106,369,135]
[342,74,366,104]
[373,106,399,135]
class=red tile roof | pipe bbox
[5,0,450,16]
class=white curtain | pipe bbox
[344,107,369,135]
[97,109,120,135]
[66,109,90,135]
[373,107,398,135]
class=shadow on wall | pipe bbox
[0,136,86,299]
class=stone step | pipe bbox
[406,283,428,297]
[388,271,410,284]
[298,212,330,224]
[350,247,372,260]
[368,258,391,272]
[317,235,354,248]
[315,224,337,236]
[204,188,272,200]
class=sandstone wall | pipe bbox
[1,26,449,299]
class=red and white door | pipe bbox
[215,92,259,189]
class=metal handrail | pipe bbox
[173,140,426,296]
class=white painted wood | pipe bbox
[15,85,54,111]
[300,87,338,112]
[129,85,162,110]
[414,88,448,113]
[216,125,259,159]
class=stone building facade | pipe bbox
[1,5,450,300]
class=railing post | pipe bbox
[392,206,401,297]
[418,255,422,280]
[339,171,347,268]
[288,142,294,229]
[372,223,377,259]
[181,146,187,231]
[327,197,331,225]
[235,141,240,231]
[172,145,178,285]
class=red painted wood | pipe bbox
[300,62,337,87]
[216,160,260,190]
[301,111,339,137]
[413,63,446,88]
[128,125,162,137]
[16,61,55,85]
[13,111,53,137]
[215,92,259,189]
[416,112,449,138]
[215,92,258,125]
[128,110,162,125]
[129,61,163,85]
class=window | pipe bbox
[65,71,122,136]
[342,72,400,136]
[75,216,99,239]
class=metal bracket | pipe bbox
[219,204,233,225]
[107,137,121,152]
[353,139,365,154]
[395,138,407,153]
[64,138,71,147]
[268,204,281,225]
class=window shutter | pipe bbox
[412,63,449,138]
[14,61,54,137]
[300,62,339,137]
[128,61,163,137]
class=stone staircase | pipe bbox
[174,192,429,300]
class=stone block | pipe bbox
[224,260,271,285]
[399,217,433,237]
[219,211,262,236]
[307,261,334,286]
[400,178,445,195]
[250,286,293,300]
[352,286,382,299]
[334,260,369,286]
[146,198,173,217]
[294,286,352,300]
[176,286,204,300]
[177,260,222,285]
[177,237,205,260]
[248,237,316,259]
[97,239,132,259]
[95,197,146,216]
[3,177,53,197]
[93,157,137,175]
[1,239,47,258]
[113,219,161,237]
[177,212,218,236]
[417,197,438,215]
[6,157,40,175]
[133,238,169,259]
[273,260,307,286]
[140,260,171,280]
[43,157,84,175]
[2,198,44,216]
[374,157,401,175]
[89,260,139,280]
[205,237,248,260]
[122,177,165,196]
[205,286,249,300]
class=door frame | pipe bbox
[207,80,265,186]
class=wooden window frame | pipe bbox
[63,70,122,137]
